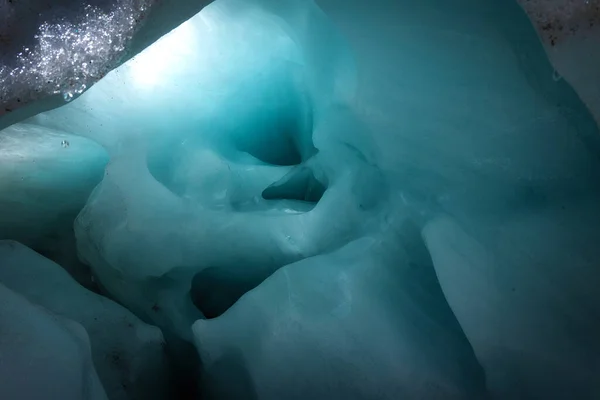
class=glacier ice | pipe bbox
[0,281,108,400]
[44,0,377,345]
[423,201,600,399]
[193,221,486,399]
[0,241,172,400]
[0,0,600,399]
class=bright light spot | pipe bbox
[128,20,197,88]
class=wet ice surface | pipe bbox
[1,0,600,399]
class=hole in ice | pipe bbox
[190,267,259,319]
[225,76,316,167]
[146,71,319,210]
[262,165,326,204]
[233,111,305,167]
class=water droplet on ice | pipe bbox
[63,92,74,102]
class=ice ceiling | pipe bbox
[1,0,600,399]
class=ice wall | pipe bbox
[1,0,600,399]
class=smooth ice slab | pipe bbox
[0,282,108,400]
[0,241,172,400]
[423,201,600,399]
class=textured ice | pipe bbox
[44,0,371,348]
[0,241,171,400]
[193,222,486,399]
[0,0,600,399]
[0,281,107,400]
[0,0,149,124]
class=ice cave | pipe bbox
[1,0,600,399]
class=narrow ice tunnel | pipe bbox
[1,0,600,399]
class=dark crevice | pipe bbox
[190,267,260,319]
[262,166,326,204]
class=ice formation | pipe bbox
[193,223,487,399]
[1,0,600,399]
[0,281,108,400]
[0,241,172,400]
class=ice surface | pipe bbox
[65,0,380,346]
[316,0,600,197]
[0,124,107,287]
[0,0,600,398]
[423,202,600,399]
[0,240,171,400]
[0,281,108,400]
[193,221,486,400]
